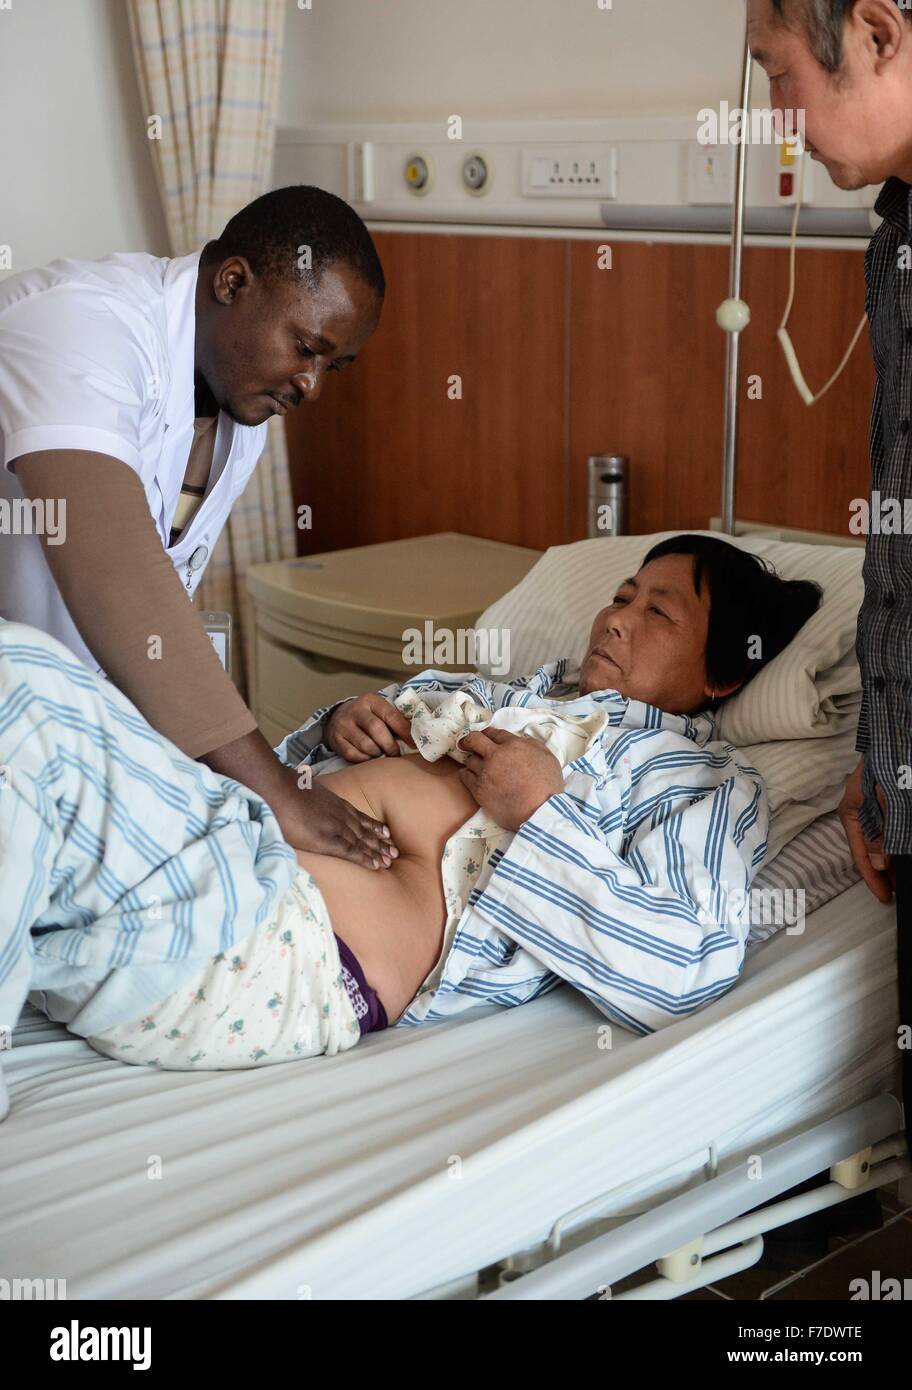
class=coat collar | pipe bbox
[874,177,912,234]
[161,250,202,430]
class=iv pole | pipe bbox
[716,26,754,535]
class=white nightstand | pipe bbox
[246,532,542,747]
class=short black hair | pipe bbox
[201,185,385,298]
[771,0,912,73]
[641,533,823,709]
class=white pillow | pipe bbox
[747,810,858,945]
[743,715,860,862]
[475,531,864,746]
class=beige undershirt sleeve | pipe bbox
[14,449,258,759]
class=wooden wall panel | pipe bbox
[285,230,570,555]
[285,230,875,554]
[567,236,873,539]
[567,238,873,540]
[568,241,729,537]
[736,244,873,534]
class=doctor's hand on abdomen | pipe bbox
[202,727,399,870]
[284,780,399,869]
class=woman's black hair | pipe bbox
[640,534,823,710]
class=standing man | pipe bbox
[748,0,912,1151]
[0,185,406,869]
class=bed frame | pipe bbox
[478,1097,906,1300]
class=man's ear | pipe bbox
[856,0,906,64]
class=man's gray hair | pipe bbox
[771,0,911,72]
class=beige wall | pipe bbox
[278,0,752,126]
[0,0,168,277]
[0,0,762,280]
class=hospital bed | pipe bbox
[0,878,903,1300]
[1,528,908,1302]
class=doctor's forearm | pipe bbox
[15,450,258,759]
[199,727,303,803]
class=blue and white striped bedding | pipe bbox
[0,623,298,1044]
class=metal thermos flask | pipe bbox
[587,455,628,537]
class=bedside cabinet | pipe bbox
[246,532,542,748]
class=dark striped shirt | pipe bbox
[856,176,912,853]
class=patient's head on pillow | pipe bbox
[578,533,822,716]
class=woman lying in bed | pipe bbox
[292,533,822,1031]
[1,534,821,1078]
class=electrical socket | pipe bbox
[686,143,735,205]
[521,146,618,199]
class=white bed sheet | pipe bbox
[0,881,900,1301]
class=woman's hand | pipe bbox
[838,756,894,903]
[326,693,416,762]
[457,729,564,831]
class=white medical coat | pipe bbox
[0,251,268,670]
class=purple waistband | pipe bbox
[334,934,388,1034]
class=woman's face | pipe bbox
[578,553,737,715]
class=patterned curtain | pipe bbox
[127,0,297,699]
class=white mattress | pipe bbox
[0,881,900,1300]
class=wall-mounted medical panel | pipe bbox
[273,118,879,238]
